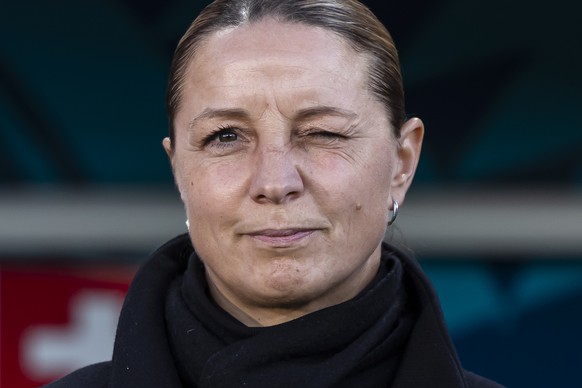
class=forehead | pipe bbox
[202,18,352,58]
[185,18,370,90]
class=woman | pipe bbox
[48,0,502,387]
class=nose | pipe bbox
[249,145,304,204]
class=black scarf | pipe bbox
[47,234,502,387]
[164,240,412,388]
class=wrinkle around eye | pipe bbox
[306,144,361,167]
[294,127,373,165]
[206,136,249,155]
[294,126,353,150]
[186,126,251,156]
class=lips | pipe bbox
[246,229,317,246]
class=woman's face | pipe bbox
[165,19,422,325]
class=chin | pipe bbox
[250,271,317,305]
[258,276,344,313]
[262,266,311,294]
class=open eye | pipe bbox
[216,131,238,142]
[203,125,239,146]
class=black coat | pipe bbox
[45,234,503,387]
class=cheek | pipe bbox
[340,159,393,240]
[368,158,394,196]
[179,160,248,215]
[313,150,393,206]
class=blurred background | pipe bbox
[1,0,581,387]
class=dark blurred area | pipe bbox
[1,1,581,387]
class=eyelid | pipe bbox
[299,126,350,139]
[201,124,241,146]
[311,129,348,138]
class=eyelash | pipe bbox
[304,129,348,140]
[201,125,240,147]
[200,125,348,151]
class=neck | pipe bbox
[205,256,381,327]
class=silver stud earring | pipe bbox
[185,219,190,231]
[387,199,399,226]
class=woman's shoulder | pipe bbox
[43,361,111,388]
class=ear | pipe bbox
[390,117,424,206]
[162,137,173,159]
[163,137,183,196]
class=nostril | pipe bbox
[250,178,304,204]
[254,193,269,204]
[249,150,305,204]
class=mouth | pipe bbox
[245,228,318,247]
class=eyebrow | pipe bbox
[188,105,358,128]
[294,106,358,121]
[188,108,250,128]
